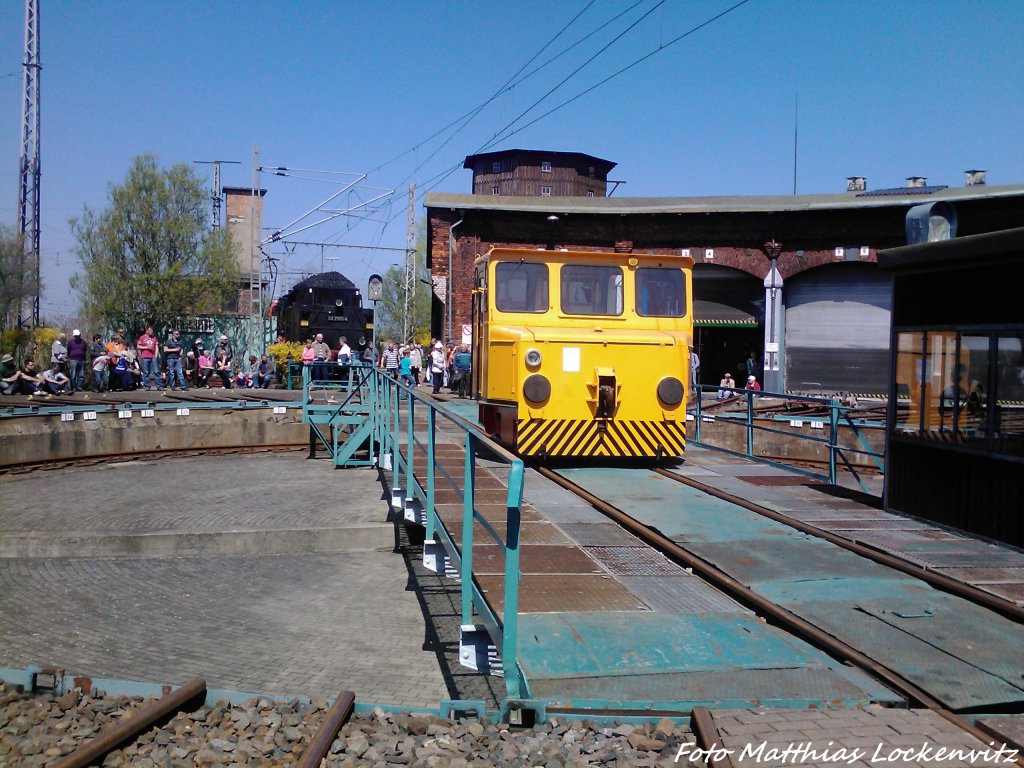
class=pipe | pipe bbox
[447,216,464,343]
[50,678,206,768]
[295,690,355,768]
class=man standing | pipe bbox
[380,341,400,379]
[453,344,472,398]
[311,333,331,382]
[137,325,159,390]
[51,332,68,373]
[430,342,446,394]
[164,329,188,390]
[67,329,87,393]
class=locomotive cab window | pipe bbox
[560,264,623,315]
[495,261,548,313]
[636,267,685,317]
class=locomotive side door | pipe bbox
[471,262,487,398]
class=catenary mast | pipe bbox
[17,0,41,327]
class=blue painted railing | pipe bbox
[689,385,885,492]
[304,367,527,700]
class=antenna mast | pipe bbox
[18,0,41,327]
[193,159,240,228]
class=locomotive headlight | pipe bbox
[525,348,542,368]
[657,376,685,406]
[523,374,551,404]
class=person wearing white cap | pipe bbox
[429,341,446,394]
[67,329,88,393]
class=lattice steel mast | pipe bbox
[17,0,41,326]
[403,183,416,342]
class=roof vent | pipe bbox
[906,176,927,188]
[846,176,866,192]
[964,169,986,186]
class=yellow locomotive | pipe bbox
[471,247,694,459]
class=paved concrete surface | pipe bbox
[0,454,448,708]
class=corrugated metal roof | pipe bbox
[425,183,1024,216]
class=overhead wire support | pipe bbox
[193,159,240,228]
[403,183,416,342]
[18,0,41,328]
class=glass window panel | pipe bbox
[560,265,623,316]
[923,331,958,435]
[894,332,924,434]
[495,262,547,313]
[636,267,686,317]
[996,333,1024,455]
[958,335,990,445]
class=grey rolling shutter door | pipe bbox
[785,265,892,394]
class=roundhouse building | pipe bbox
[427,157,1024,395]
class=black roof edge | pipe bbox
[877,227,1024,271]
[463,149,616,171]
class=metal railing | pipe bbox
[689,385,886,493]
[302,367,528,700]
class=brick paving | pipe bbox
[708,706,1015,767]
[0,454,448,708]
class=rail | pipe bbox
[688,385,886,493]
[302,367,528,702]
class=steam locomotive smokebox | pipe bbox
[275,271,373,351]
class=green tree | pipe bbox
[375,222,432,344]
[0,224,39,332]
[70,153,238,335]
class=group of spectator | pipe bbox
[1,327,278,396]
[377,338,471,397]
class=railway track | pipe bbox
[0,442,307,476]
[536,465,1024,764]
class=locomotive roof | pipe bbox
[285,271,357,293]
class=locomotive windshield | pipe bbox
[560,264,623,316]
[495,261,548,312]
[636,267,686,317]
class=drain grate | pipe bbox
[585,546,683,576]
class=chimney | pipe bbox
[906,176,927,188]
[846,176,866,192]
[964,169,986,186]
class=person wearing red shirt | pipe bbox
[745,375,761,391]
[137,325,159,390]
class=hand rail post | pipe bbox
[503,459,524,699]
[405,389,414,498]
[746,389,754,457]
[829,397,840,485]
[425,406,436,540]
[461,432,475,626]
[694,384,702,442]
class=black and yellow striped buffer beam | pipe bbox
[516,418,686,458]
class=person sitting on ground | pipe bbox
[247,355,260,386]
[257,354,275,389]
[234,368,252,388]
[184,350,198,387]
[718,372,735,400]
[111,351,135,392]
[216,350,233,388]
[41,360,71,394]
[196,349,214,388]
[1,354,27,395]
[745,374,761,392]
[14,359,41,395]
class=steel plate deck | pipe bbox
[558,466,1024,711]
[516,612,899,708]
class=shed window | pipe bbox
[587,191,595,198]
[540,185,551,197]
[560,264,623,316]
[541,160,552,173]
[495,262,548,313]
[636,267,685,317]
[492,161,501,173]
[491,185,500,195]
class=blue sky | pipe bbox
[1,0,1022,319]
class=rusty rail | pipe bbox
[50,678,206,768]
[295,689,356,768]
[690,706,736,768]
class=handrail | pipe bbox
[690,385,886,493]
[366,370,527,700]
